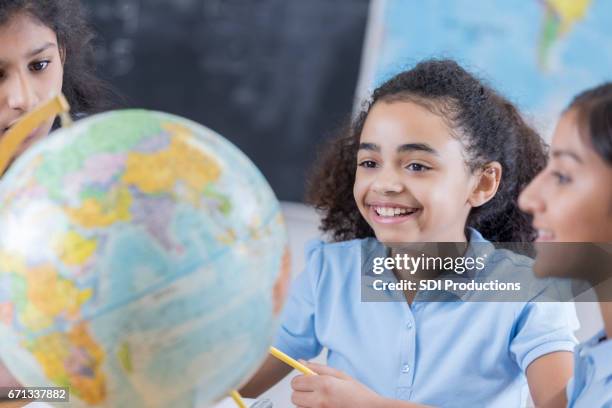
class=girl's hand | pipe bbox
[290,361,385,408]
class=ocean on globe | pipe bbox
[0,110,291,407]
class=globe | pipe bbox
[0,110,290,407]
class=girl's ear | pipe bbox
[468,161,502,208]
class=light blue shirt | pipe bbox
[567,329,612,408]
[274,229,578,407]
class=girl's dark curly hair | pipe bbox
[307,59,547,243]
[0,0,115,114]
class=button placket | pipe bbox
[397,305,417,396]
[404,305,418,399]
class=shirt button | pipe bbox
[406,322,413,329]
[401,364,410,374]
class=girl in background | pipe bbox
[0,0,114,391]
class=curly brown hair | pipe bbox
[306,59,547,243]
[0,0,115,114]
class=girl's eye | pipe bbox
[358,160,377,169]
[29,60,50,72]
[552,171,572,185]
[406,163,430,172]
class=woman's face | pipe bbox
[0,12,64,154]
[519,109,612,243]
[353,100,487,243]
[519,109,612,279]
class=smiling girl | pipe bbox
[520,83,612,407]
[241,60,578,407]
[0,0,113,391]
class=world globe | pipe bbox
[0,110,290,407]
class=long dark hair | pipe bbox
[567,82,612,165]
[0,0,115,114]
[306,59,547,243]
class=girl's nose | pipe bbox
[372,168,404,194]
[518,172,546,215]
[6,71,37,114]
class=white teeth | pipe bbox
[538,229,554,239]
[374,206,414,217]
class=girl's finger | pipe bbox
[300,360,350,379]
[291,390,318,408]
[291,374,320,392]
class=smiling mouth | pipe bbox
[536,229,555,242]
[367,204,421,224]
[373,206,419,217]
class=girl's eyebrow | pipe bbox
[551,149,583,164]
[25,42,56,58]
[358,142,438,155]
[0,42,56,65]
[397,143,438,155]
[359,142,380,152]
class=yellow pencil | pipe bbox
[0,94,71,175]
[269,346,317,375]
[229,390,248,408]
